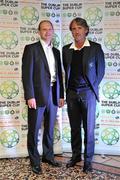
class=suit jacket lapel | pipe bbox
[37,42,50,73]
[52,47,58,73]
[82,46,90,75]
[67,48,73,65]
[67,48,73,79]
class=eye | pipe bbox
[71,28,76,31]
[78,27,82,29]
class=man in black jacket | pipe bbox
[62,17,105,173]
[22,20,64,174]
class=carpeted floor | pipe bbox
[0,155,120,180]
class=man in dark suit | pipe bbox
[22,20,64,174]
[62,17,105,173]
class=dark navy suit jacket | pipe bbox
[22,41,64,107]
[62,40,105,101]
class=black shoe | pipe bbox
[42,158,62,167]
[83,162,93,173]
[32,165,42,175]
[66,157,82,168]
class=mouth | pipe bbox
[75,35,81,39]
[46,34,51,37]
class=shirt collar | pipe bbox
[39,38,53,48]
[69,39,90,50]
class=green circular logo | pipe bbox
[0,129,19,148]
[21,6,39,25]
[101,128,119,145]
[62,126,71,143]
[102,81,120,99]
[96,104,99,119]
[62,33,73,46]
[84,7,103,26]
[0,30,18,49]
[22,106,28,121]
[52,33,60,48]
[104,33,120,51]
[54,127,60,144]
[0,81,19,99]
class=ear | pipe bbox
[38,31,42,38]
[85,29,88,35]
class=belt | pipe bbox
[51,81,56,86]
[69,84,90,93]
[78,84,89,88]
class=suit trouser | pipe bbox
[27,87,57,166]
[66,88,96,163]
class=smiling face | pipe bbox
[70,21,88,44]
[38,21,54,44]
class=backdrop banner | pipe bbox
[0,0,120,158]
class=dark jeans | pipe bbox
[66,88,96,162]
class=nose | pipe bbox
[46,30,52,34]
[76,28,79,33]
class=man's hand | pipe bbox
[58,98,64,108]
[27,98,36,109]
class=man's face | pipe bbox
[38,22,54,43]
[71,21,88,43]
